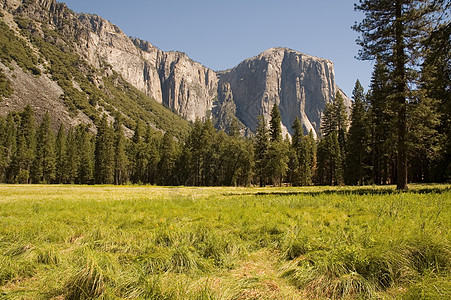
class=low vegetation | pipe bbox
[0,20,40,76]
[0,69,13,101]
[0,184,449,299]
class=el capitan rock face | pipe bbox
[218,48,350,137]
[0,0,350,137]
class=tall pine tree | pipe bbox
[32,112,56,183]
[95,115,114,184]
[354,0,444,189]
[113,117,128,185]
[254,115,269,187]
[55,124,67,184]
[346,80,372,185]
[12,105,36,183]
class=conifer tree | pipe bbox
[78,126,94,184]
[158,132,177,185]
[95,115,114,184]
[200,119,217,186]
[317,99,344,185]
[368,60,396,184]
[183,118,204,186]
[113,117,128,185]
[254,115,269,187]
[291,117,313,185]
[316,131,343,185]
[269,104,282,142]
[421,22,451,180]
[12,105,36,183]
[306,130,317,182]
[221,132,253,186]
[4,113,16,183]
[130,121,148,183]
[354,0,444,189]
[346,80,371,185]
[267,104,288,185]
[55,124,67,184]
[143,124,159,184]
[0,116,7,182]
[65,127,79,184]
[289,118,302,186]
[320,103,336,138]
[334,92,348,168]
[32,112,56,183]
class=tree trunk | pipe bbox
[395,0,408,190]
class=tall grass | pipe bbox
[0,184,449,299]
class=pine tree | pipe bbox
[130,121,148,183]
[266,104,289,185]
[334,92,348,169]
[95,115,114,184]
[200,119,217,186]
[78,126,94,184]
[158,132,177,185]
[368,60,397,184]
[55,124,67,184]
[320,103,336,137]
[143,124,159,184]
[353,0,444,189]
[32,112,56,183]
[421,23,451,181]
[4,113,16,183]
[317,98,344,185]
[0,116,7,182]
[307,130,317,181]
[266,139,289,186]
[316,131,343,185]
[113,117,128,185]
[221,133,253,186]
[254,115,269,186]
[291,117,313,185]
[182,118,204,186]
[12,105,36,183]
[65,127,79,184]
[289,118,303,186]
[269,104,282,142]
[346,80,372,185]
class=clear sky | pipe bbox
[61,0,374,97]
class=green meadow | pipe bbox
[0,185,450,299]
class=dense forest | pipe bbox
[0,78,449,187]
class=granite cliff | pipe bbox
[0,0,349,137]
[218,48,350,137]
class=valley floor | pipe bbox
[0,184,450,299]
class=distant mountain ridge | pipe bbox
[0,0,350,137]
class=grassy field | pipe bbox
[0,184,450,299]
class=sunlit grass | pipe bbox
[0,184,450,299]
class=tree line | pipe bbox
[0,83,448,186]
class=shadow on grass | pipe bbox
[225,187,451,197]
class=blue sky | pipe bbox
[62,0,373,97]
